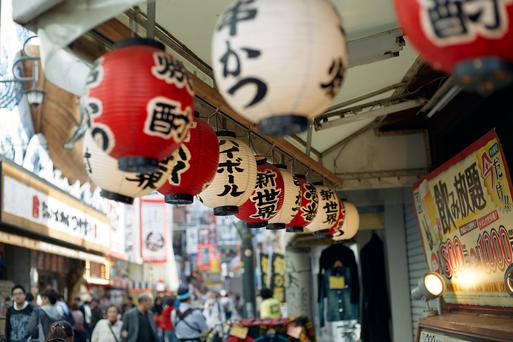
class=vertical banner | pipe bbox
[271,253,286,303]
[413,130,513,309]
[140,198,168,264]
[260,253,269,288]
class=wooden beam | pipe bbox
[91,19,342,186]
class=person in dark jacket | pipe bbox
[40,289,67,339]
[5,284,38,342]
[121,294,159,342]
[89,299,103,332]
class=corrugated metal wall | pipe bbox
[404,202,429,340]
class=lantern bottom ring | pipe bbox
[266,223,286,231]
[258,115,309,136]
[213,206,239,216]
[313,229,331,239]
[100,189,134,205]
[286,226,304,233]
[454,57,513,94]
[246,222,267,229]
[165,193,194,205]
[118,156,160,173]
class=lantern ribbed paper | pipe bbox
[85,38,195,173]
[394,0,513,92]
[212,0,348,135]
[332,201,359,240]
[236,159,285,228]
[286,176,319,233]
[198,131,257,216]
[158,118,219,205]
[82,131,173,204]
[267,165,301,230]
[305,186,339,237]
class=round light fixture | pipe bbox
[412,271,445,301]
[505,263,513,296]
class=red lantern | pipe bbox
[85,38,195,173]
[236,159,285,228]
[394,0,513,92]
[158,117,219,205]
[286,176,319,233]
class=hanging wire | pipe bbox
[206,107,219,126]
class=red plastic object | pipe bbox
[286,176,319,233]
[158,118,219,204]
[236,159,285,228]
[86,38,195,173]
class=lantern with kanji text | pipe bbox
[158,117,219,205]
[286,176,319,233]
[82,131,173,204]
[305,186,340,238]
[212,0,348,135]
[198,131,257,216]
[266,165,301,230]
[85,38,195,173]
[236,159,285,228]
[332,201,359,241]
[393,0,513,92]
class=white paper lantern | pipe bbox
[212,0,348,136]
[267,165,301,230]
[305,186,340,237]
[198,131,257,216]
[333,201,359,240]
[83,131,173,204]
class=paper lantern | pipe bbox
[305,186,340,238]
[394,0,513,92]
[85,38,195,173]
[212,0,348,136]
[266,165,301,230]
[286,176,319,233]
[329,199,346,236]
[332,201,359,241]
[82,131,173,204]
[236,159,285,228]
[158,117,219,205]
[198,131,257,215]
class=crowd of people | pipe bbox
[4,284,243,342]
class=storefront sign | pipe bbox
[413,130,513,308]
[139,198,168,263]
[1,162,110,252]
[419,330,469,342]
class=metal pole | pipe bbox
[146,0,156,40]
[239,223,257,318]
[305,122,313,157]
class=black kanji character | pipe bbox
[496,183,504,200]
[302,202,317,222]
[434,180,455,234]
[152,53,193,92]
[255,170,277,189]
[251,204,278,220]
[465,162,487,210]
[218,183,244,197]
[319,189,334,202]
[217,0,258,36]
[454,171,474,217]
[125,172,163,190]
[323,201,338,214]
[147,101,191,138]
[320,57,345,98]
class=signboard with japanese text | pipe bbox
[419,330,469,342]
[0,162,110,253]
[139,198,169,264]
[413,130,513,309]
[271,253,286,303]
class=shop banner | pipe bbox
[260,253,270,288]
[271,253,286,303]
[139,198,168,264]
[413,130,513,308]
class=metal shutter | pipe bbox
[404,201,429,341]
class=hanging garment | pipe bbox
[360,233,391,342]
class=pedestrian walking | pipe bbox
[89,299,103,332]
[91,305,122,342]
[203,291,224,329]
[161,297,178,342]
[172,287,208,342]
[152,297,164,342]
[40,289,66,339]
[5,284,38,342]
[70,304,87,342]
[259,288,282,319]
[121,294,159,342]
[45,321,74,342]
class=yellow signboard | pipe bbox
[413,130,513,308]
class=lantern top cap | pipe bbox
[313,181,325,186]
[216,130,236,138]
[113,37,165,51]
[273,164,287,170]
[256,157,268,166]
[294,174,306,180]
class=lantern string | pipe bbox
[207,107,219,126]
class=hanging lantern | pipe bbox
[393,0,513,93]
[236,159,285,228]
[85,38,195,173]
[158,117,219,205]
[198,131,257,216]
[212,0,348,136]
[305,186,340,238]
[286,176,319,233]
[329,199,346,236]
[266,165,301,230]
[332,201,359,241]
[82,131,173,204]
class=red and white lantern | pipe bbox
[266,165,301,230]
[394,0,513,92]
[305,186,340,238]
[158,117,219,205]
[198,131,257,216]
[286,176,319,233]
[85,38,195,173]
[82,130,173,204]
[332,201,359,241]
[236,159,285,228]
